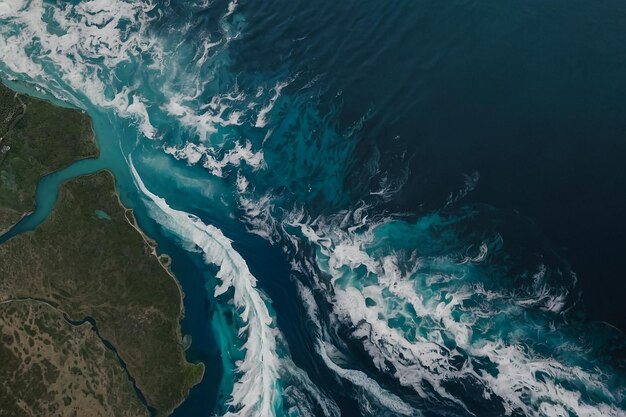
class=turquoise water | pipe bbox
[1,1,625,416]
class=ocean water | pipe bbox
[1,0,625,416]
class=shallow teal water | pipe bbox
[1,1,625,416]
[0,158,103,241]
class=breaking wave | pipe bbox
[130,159,282,416]
[1,1,625,416]
[275,207,626,417]
[130,159,339,417]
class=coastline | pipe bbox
[0,79,100,234]
[0,80,203,416]
[119,186,207,393]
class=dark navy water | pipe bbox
[239,0,626,324]
[1,0,625,416]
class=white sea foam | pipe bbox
[6,2,622,417]
[297,283,417,416]
[164,140,264,178]
[0,0,247,144]
[0,0,287,179]
[161,85,271,181]
[164,143,209,166]
[196,38,224,68]
[1,2,353,416]
[255,80,290,128]
[163,90,246,142]
[0,0,161,138]
[284,210,626,417]
[239,191,278,242]
[130,159,281,417]
[202,140,265,177]
[127,96,158,139]
[226,0,239,16]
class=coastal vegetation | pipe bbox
[0,82,203,416]
[0,300,148,417]
[0,81,99,233]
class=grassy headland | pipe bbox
[0,82,203,416]
[0,81,98,233]
[0,170,204,416]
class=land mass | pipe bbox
[0,299,148,417]
[0,82,203,416]
[0,81,99,233]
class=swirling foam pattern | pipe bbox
[1,0,625,416]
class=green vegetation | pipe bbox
[0,171,204,415]
[0,300,148,417]
[0,82,203,416]
[0,81,98,232]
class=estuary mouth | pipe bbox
[1,1,625,416]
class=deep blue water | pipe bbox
[1,0,625,416]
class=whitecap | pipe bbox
[130,158,281,417]
[255,80,290,128]
[284,211,626,417]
